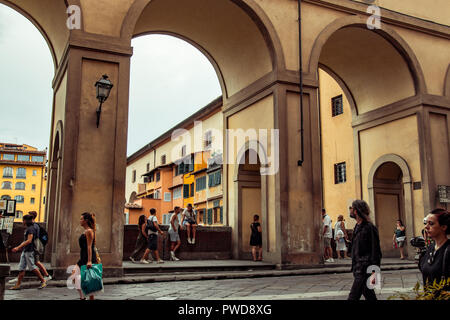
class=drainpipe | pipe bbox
[297,0,304,166]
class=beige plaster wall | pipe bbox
[320,27,416,113]
[286,92,317,253]
[70,59,119,253]
[133,0,272,97]
[319,69,357,229]
[359,115,423,234]
[80,0,134,37]
[353,0,450,26]
[394,27,450,96]
[227,95,275,250]
[53,72,67,138]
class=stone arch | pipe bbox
[0,0,72,70]
[367,154,415,258]
[308,15,427,113]
[120,0,285,99]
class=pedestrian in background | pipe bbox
[322,209,334,262]
[142,208,165,264]
[168,206,182,261]
[250,214,262,261]
[182,204,197,244]
[10,214,47,290]
[347,200,382,301]
[129,214,148,263]
[393,219,406,260]
[419,208,450,290]
[334,215,349,259]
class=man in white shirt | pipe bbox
[322,208,334,262]
[182,204,197,244]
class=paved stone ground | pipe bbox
[4,269,422,300]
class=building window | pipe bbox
[208,171,222,188]
[146,163,150,172]
[181,145,186,157]
[32,184,36,191]
[30,198,35,204]
[2,154,14,161]
[15,210,23,219]
[183,184,190,198]
[14,195,24,203]
[16,168,26,179]
[154,189,161,199]
[161,155,166,165]
[156,171,160,182]
[32,170,37,176]
[17,154,29,162]
[190,183,194,197]
[1,195,11,200]
[3,167,13,178]
[1,182,12,190]
[196,176,207,191]
[204,131,212,150]
[332,95,343,117]
[43,196,46,204]
[334,162,347,184]
[15,182,25,190]
[149,173,155,182]
[31,156,44,162]
[173,186,182,200]
[132,170,136,183]
[164,192,171,202]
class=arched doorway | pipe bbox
[372,162,405,258]
[236,149,262,260]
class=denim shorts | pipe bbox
[18,251,38,271]
[168,230,180,242]
[147,234,158,251]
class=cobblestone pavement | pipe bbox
[4,269,422,300]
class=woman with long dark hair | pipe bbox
[393,219,406,259]
[419,208,450,290]
[347,200,382,301]
[75,212,98,300]
[130,214,148,263]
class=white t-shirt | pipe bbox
[168,212,181,232]
[147,215,158,235]
[183,209,197,223]
[323,214,332,238]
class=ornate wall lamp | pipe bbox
[94,75,114,128]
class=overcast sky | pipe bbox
[0,4,221,157]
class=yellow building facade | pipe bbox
[0,143,47,222]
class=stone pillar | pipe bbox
[0,264,10,300]
[48,34,132,279]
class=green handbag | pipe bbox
[80,263,103,296]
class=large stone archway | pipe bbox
[1,0,447,274]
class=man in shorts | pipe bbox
[322,208,334,263]
[168,206,182,261]
[10,214,47,290]
[141,208,164,264]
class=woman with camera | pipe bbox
[419,208,450,288]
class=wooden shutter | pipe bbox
[220,206,223,223]
[207,209,213,225]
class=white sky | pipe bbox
[0,4,222,157]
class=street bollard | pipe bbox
[0,264,10,300]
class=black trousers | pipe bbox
[130,234,147,260]
[348,272,378,301]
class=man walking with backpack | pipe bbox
[141,208,165,264]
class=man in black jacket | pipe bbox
[348,200,382,300]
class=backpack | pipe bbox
[33,224,48,255]
[145,218,157,234]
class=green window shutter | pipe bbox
[183,184,190,198]
[208,174,213,187]
[220,206,223,223]
[207,209,213,225]
[190,183,194,197]
[216,171,221,185]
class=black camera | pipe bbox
[410,236,427,259]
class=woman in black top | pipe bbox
[419,209,450,290]
[392,220,406,259]
[129,215,148,263]
[75,212,98,300]
[250,214,262,261]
